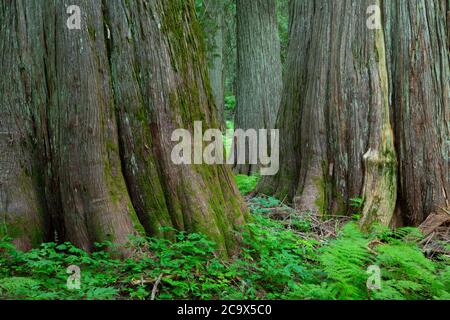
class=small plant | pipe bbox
[291,223,449,300]
[248,195,280,211]
[223,120,234,157]
[224,95,236,112]
[349,197,363,208]
[0,203,448,300]
[235,175,260,195]
[349,197,364,220]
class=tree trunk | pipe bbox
[203,0,226,127]
[259,0,398,227]
[326,0,397,227]
[0,0,248,256]
[445,0,450,49]
[0,1,48,250]
[260,0,449,228]
[384,0,450,225]
[233,0,282,175]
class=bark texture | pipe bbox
[258,0,328,212]
[0,0,247,256]
[234,0,282,175]
[384,0,450,225]
[445,0,450,49]
[0,1,48,249]
[260,0,449,227]
[203,0,225,126]
[259,0,399,228]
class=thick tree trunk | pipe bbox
[260,0,449,228]
[0,0,247,256]
[0,1,48,249]
[326,0,397,227]
[259,0,398,227]
[105,0,248,254]
[203,0,225,126]
[233,0,282,175]
[384,0,450,225]
[46,0,138,253]
[257,0,327,211]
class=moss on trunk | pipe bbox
[0,0,248,257]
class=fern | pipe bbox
[235,175,260,195]
[297,223,373,300]
[0,277,41,299]
[372,242,447,300]
[293,223,450,300]
[0,213,448,300]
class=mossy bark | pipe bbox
[0,1,49,249]
[359,19,397,230]
[383,0,450,225]
[259,0,398,227]
[0,0,248,256]
[203,0,226,127]
[259,0,448,227]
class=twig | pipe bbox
[151,273,163,300]
[422,232,436,248]
[439,207,450,216]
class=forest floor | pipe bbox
[245,192,450,261]
[0,175,449,300]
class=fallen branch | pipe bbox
[151,273,164,300]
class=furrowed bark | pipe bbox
[259,0,398,227]
[327,0,396,223]
[0,0,248,256]
[105,0,248,255]
[43,0,138,252]
[384,0,450,225]
[358,2,397,229]
[203,0,226,127]
[234,0,282,175]
[444,0,450,49]
[292,1,329,214]
[257,0,329,213]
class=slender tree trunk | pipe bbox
[203,0,225,126]
[233,0,282,175]
[0,0,247,256]
[258,0,327,210]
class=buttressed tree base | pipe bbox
[258,0,449,230]
[0,0,248,256]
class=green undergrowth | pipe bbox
[223,120,234,157]
[224,95,236,113]
[0,196,448,300]
[234,174,260,195]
